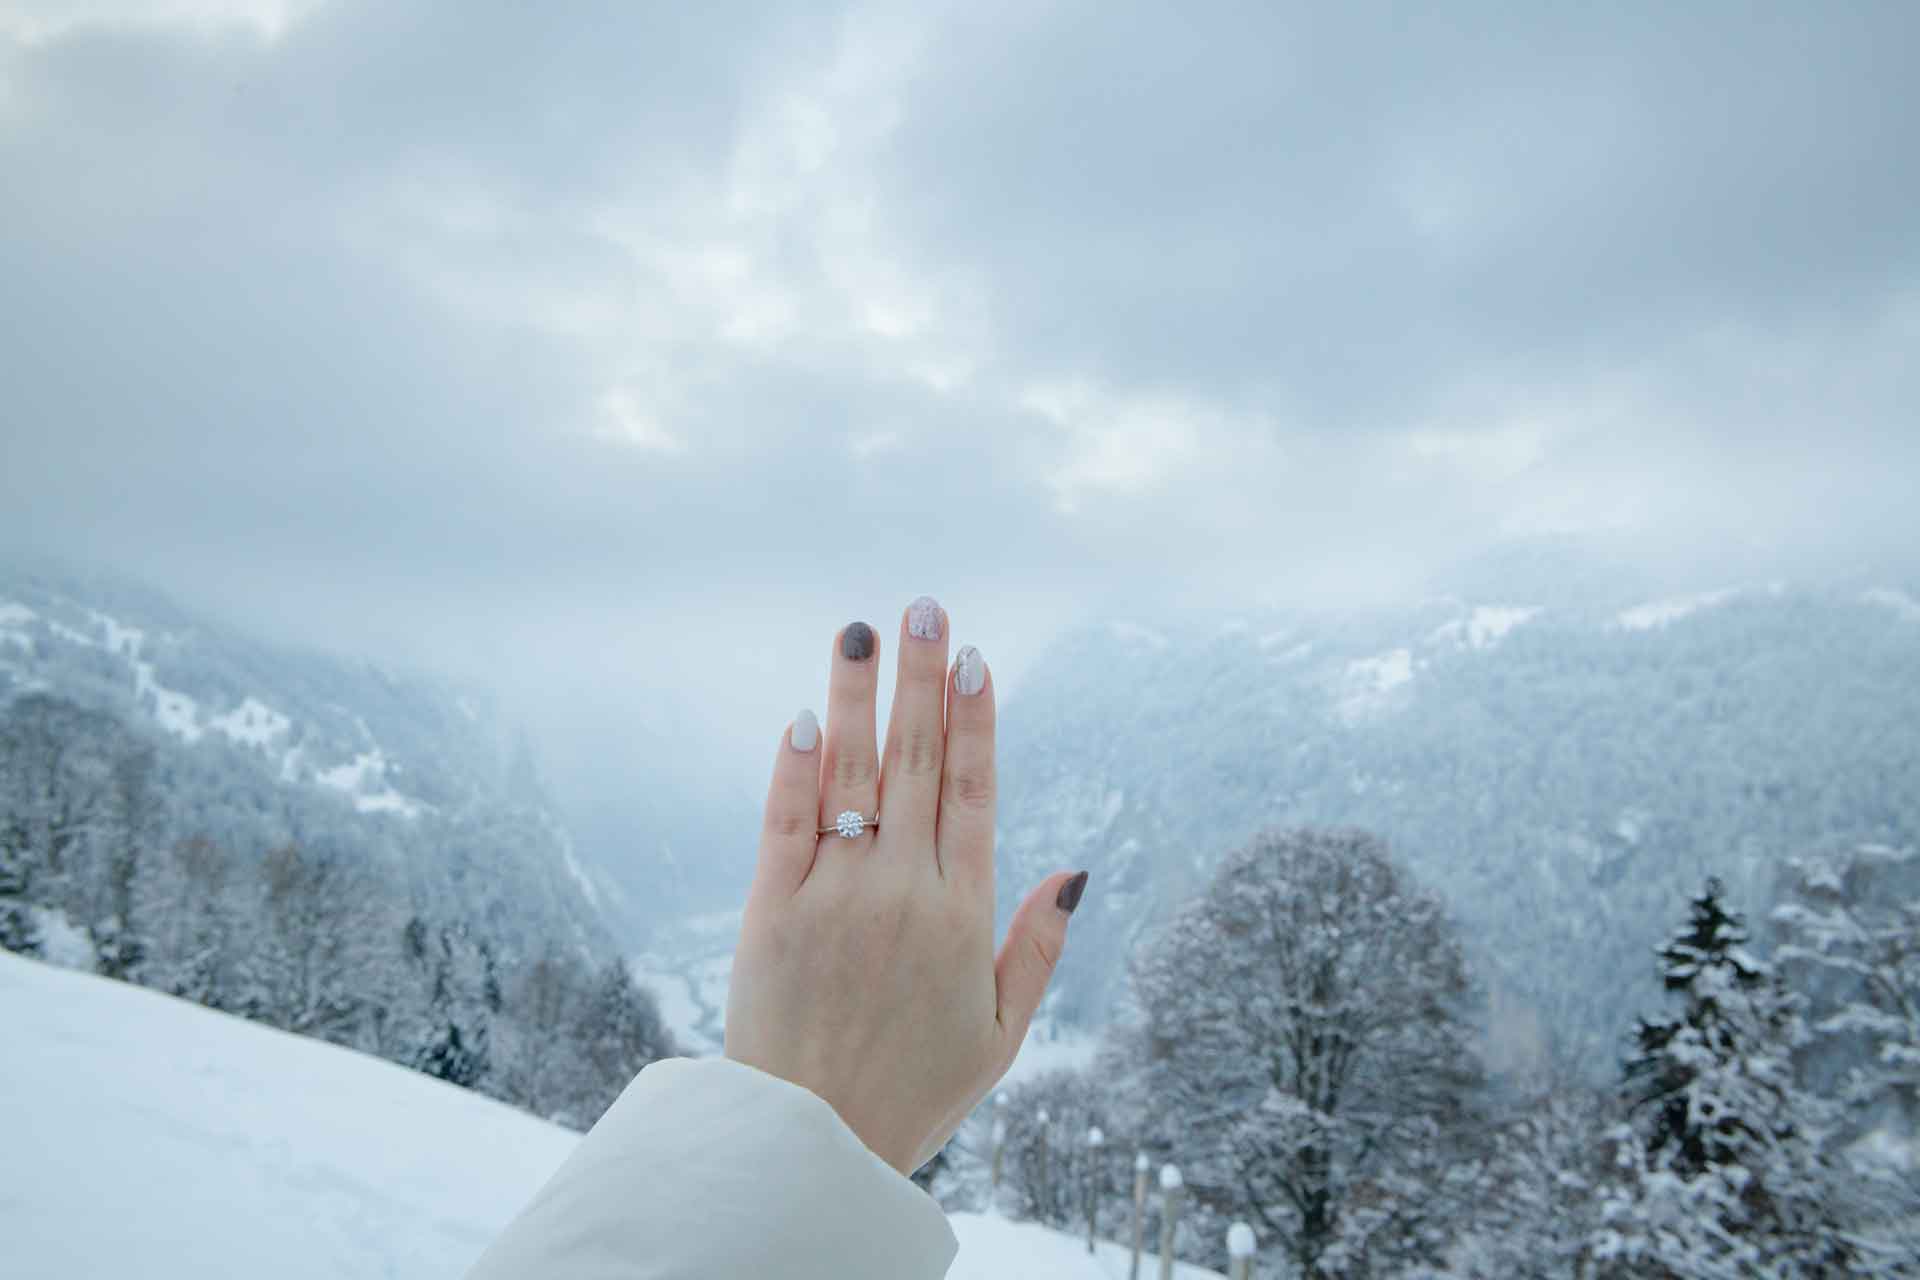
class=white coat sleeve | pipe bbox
[465,1056,958,1280]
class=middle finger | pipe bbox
[819,620,881,848]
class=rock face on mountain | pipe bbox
[993,584,1920,1072]
[0,566,613,956]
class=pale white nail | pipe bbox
[954,646,986,696]
[907,595,944,641]
[791,708,819,752]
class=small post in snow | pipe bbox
[990,1091,1009,1209]
[1226,1222,1256,1280]
[1158,1164,1183,1280]
[1036,1107,1052,1222]
[1129,1152,1150,1280]
[1084,1126,1105,1253]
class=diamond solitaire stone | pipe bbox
[835,810,866,838]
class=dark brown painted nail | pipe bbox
[841,622,876,661]
[1056,870,1090,914]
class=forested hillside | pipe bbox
[995,583,1920,1071]
[0,566,671,1126]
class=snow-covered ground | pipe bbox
[1,949,572,1277]
[1615,588,1740,630]
[947,1212,1222,1279]
[1,951,1218,1277]
[1430,604,1543,650]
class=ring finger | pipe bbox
[818,620,881,846]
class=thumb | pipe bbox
[994,870,1090,1050]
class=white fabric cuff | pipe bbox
[467,1056,957,1279]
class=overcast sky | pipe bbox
[3,1,1917,817]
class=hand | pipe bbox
[723,598,1088,1174]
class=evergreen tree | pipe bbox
[1771,845,1920,1269]
[568,959,673,1124]
[1590,879,1853,1277]
[409,919,496,1091]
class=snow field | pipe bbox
[1,950,573,1278]
[1,951,1221,1277]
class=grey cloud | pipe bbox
[888,4,1917,375]
[2,0,1917,841]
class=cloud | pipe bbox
[1,0,1916,859]
[0,0,322,46]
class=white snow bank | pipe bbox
[1466,605,1541,647]
[1,951,1225,1279]
[947,1212,1222,1279]
[78,610,207,742]
[0,950,573,1278]
[315,746,425,818]
[1335,648,1416,722]
[1430,605,1542,650]
[999,1025,1102,1087]
[1615,589,1739,631]
[207,695,292,748]
[27,906,97,970]
[1347,648,1413,691]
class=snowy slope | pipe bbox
[1,949,574,1277]
[994,584,1920,1060]
[0,566,616,956]
[1,952,1219,1277]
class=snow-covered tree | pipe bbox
[566,959,673,1124]
[1589,879,1853,1278]
[1113,827,1485,1277]
[407,917,499,1091]
[1771,845,1920,1268]
[91,741,155,980]
[1446,1087,1609,1279]
[247,841,387,1045]
[993,1069,1123,1230]
[491,943,593,1121]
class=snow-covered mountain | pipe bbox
[0,565,616,954]
[993,582,1920,1072]
[0,949,1220,1278]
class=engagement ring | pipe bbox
[820,811,879,838]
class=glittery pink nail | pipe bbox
[907,596,944,641]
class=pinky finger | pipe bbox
[753,709,823,900]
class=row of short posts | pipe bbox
[989,1093,1256,1277]
[1131,1160,1254,1278]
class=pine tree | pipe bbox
[409,919,496,1091]
[568,959,673,1124]
[1590,879,1853,1278]
[1771,845,1920,1269]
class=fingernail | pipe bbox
[954,645,985,695]
[1056,870,1090,914]
[841,622,875,661]
[907,595,944,641]
[791,709,819,752]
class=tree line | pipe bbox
[944,829,1919,1278]
[0,691,674,1129]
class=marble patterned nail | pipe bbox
[907,596,944,641]
[954,645,986,695]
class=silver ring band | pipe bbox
[820,810,879,838]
